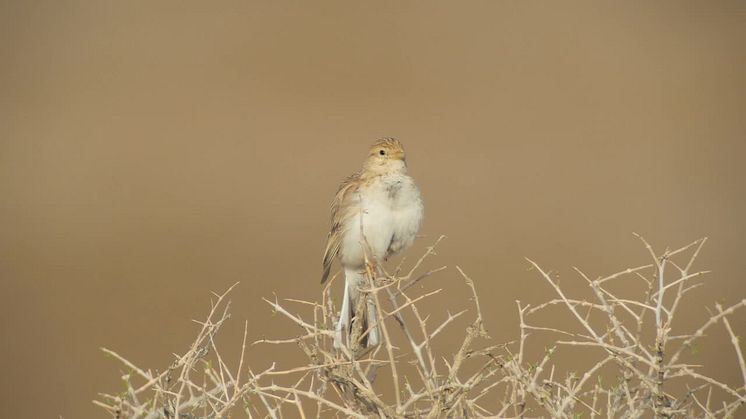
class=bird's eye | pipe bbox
[379,149,386,156]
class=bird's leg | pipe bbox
[365,260,377,278]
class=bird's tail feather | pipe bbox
[334,269,380,349]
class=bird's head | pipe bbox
[363,137,408,174]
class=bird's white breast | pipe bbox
[340,173,424,269]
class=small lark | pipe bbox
[321,138,424,349]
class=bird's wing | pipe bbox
[321,172,361,283]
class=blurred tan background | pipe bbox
[1,1,745,417]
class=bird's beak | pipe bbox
[392,151,406,161]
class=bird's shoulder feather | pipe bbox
[330,172,363,228]
[321,171,364,283]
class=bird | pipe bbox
[321,138,424,350]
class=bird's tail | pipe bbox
[334,268,380,350]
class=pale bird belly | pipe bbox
[339,177,423,270]
[340,201,394,269]
[388,203,423,255]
